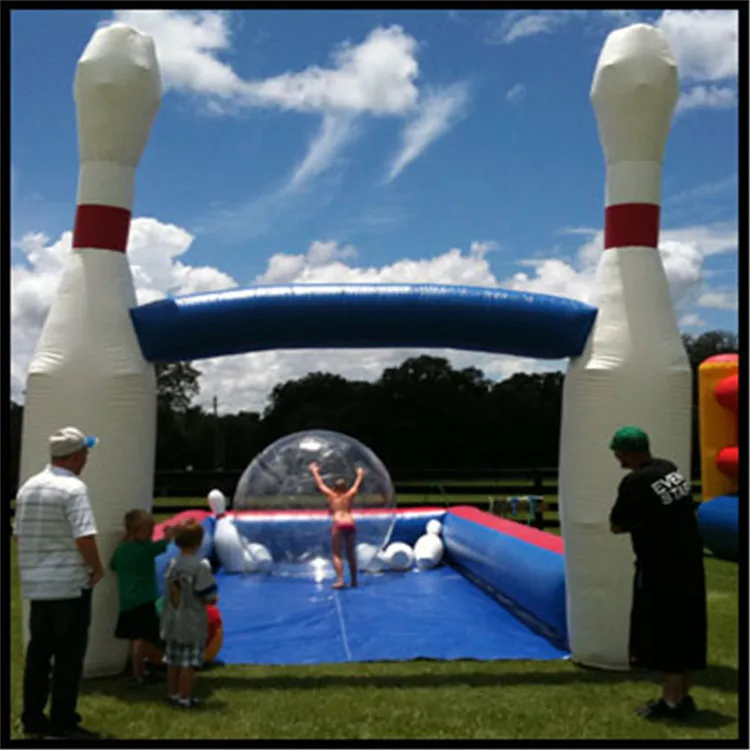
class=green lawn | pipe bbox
[9,497,739,741]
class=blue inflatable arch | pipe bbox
[130,284,598,363]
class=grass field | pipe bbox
[9,495,740,741]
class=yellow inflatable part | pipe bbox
[698,356,739,502]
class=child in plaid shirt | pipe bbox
[161,520,218,708]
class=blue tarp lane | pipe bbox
[216,566,569,666]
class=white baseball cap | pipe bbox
[49,426,99,458]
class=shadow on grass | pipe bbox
[78,667,228,712]
[80,661,738,698]
[78,663,737,732]
[670,710,736,730]
[197,662,739,695]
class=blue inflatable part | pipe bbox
[152,509,570,664]
[697,495,739,562]
[130,283,598,362]
[216,566,568,665]
[441,512,567,648]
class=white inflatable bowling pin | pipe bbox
[426,519,443,536]
[243,541,274,573]
[384,542,414,572]
[414,534,444,570]
[214,517,247,573]
[355,542,387,573]
[208,489,227,515]
[558,24,691,669]
[17,24,161,677]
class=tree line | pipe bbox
[8,330,737,490]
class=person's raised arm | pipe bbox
[309,462,332,496]
[348,467,366,498]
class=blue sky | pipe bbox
[10,9,739,412]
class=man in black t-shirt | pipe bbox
[608,426,707,721]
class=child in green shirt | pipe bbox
[111,510,174,683]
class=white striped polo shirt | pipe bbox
[13,465,98,600]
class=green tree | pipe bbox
[155,362,201,413]
[682,331,738,371]
[155,362,202,470]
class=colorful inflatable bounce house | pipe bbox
[696,354,739,561]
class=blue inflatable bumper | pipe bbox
[697,495,739,562]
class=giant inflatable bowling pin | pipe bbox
[558,25,691,669]
[18,24,161,677]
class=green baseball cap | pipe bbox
[609,426,650,453]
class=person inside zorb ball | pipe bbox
[233,429,396,586]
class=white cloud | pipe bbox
[110,12,466,186]
[483,8,739,87]
[385,83,470,183]
[656,10,738,82]
[679,313,707,329]
[239,25,420,115]
[666,175,738,208]
[11,218,736,412]
[505,83,526,103]
[487,11,568,44]
[479,9,738,115]
[288,114,359,189]
[112,11,242,98]
[698,291,738,311]
[676,85,736,114]
[10,219,237,397]
[481,10,635,45]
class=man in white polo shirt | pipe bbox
[14,426,105,740]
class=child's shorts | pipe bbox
[164,640,204,669]
[115,600,161,643]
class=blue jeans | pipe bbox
[22,588,92,733]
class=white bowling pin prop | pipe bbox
[242,541,274,573]
[207,489,227,516]
[384,542,414,572]
[356,542,378,570]
[426,519,443,536]
[17,24,162,677]
[355,542,387,572]
[414,533,444,570]
[214,517,247,573]
[558,24,691,669]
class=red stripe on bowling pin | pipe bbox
[72,204,131,252]
[604,203,660,249]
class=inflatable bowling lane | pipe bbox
[696,353,739,561]
[557,24,691,669]
[17,24,162,677]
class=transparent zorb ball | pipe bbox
[232,429,396,580]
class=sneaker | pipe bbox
[22,714,51,737]
[636,698,693,721]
